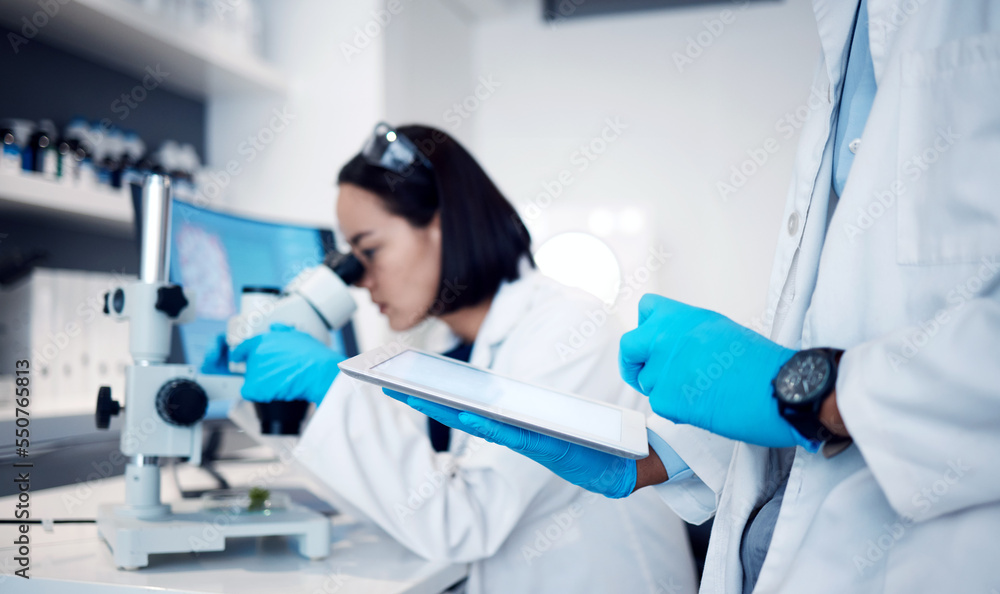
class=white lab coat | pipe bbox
[295,269,698,594]
[649,1,1000,592]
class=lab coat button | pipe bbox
[787,212,800,236]
[849,138,861,154]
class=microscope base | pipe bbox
[96,501,331,569]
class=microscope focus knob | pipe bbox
[155,285,189,318]
[155,379,209,427]
[95,386,122,430]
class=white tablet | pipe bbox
[338,347,649,459]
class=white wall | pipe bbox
[202,1,396,351]
[206,0,387,229]
[204,0,480,352]
[207,0,823,348]
[384,0,476,147]
[470,0,821,327]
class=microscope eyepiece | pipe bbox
[325,251,365,286]
[242,286,281,295]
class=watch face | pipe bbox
[776,352,832,404]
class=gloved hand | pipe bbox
[620,294,805,449]
[385,389,637,499]
[230,323,343,404]
[200,333,232,375]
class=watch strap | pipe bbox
[779,400,829,444]
[776,348,843,445]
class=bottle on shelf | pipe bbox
[56,135,75,182]
[30,120,60,179]
[153,140,199,202]
[89,120,123,188]
[106,127,127,189]
[1,112,202,205]
[121,131,147,189]
[57,127,86,184]
[2,118,36,172]
[0,125,22,175]
[64,118,99,188]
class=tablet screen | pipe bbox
[373,350,622,442]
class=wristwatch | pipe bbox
[772,348,844,445]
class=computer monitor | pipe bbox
[168,200,358,398]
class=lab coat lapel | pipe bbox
[766,0,866,346]
[710,3,859,590]
[469,265,539,369]
[754,447,869,592]
[761,63,836,346]
[811,0,861,97]
[702,444,776,594]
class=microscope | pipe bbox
[93,173,362,569]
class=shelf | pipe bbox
[0,172,331,237]
[0,0,286,99]
[0,171,134,236]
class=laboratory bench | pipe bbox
[0,453,468,593]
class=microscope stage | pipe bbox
[96,500,331,569]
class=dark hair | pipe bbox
[337,124,534,316]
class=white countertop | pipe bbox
[0,457,467,593]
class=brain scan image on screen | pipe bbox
[175,223,237,320]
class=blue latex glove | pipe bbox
[385,389,637,499]
[230,324,343,404]
[200,333,232,375]
[620,294,808,449]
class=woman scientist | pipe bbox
[228,124,697,594]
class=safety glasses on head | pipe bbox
[361,122,433,173]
